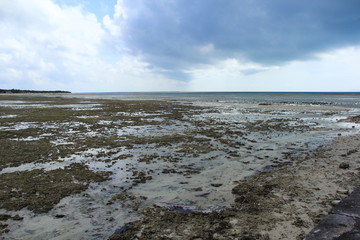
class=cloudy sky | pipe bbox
[1,0,360,92]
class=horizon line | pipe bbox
[72,91,360,94]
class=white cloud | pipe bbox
[0,0,103,90]
[65,55,185,92]
[0,0,185,92]
[187,47,360,92]
[102,0,126,37]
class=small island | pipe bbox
[0,89,71,94]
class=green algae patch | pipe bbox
[0,139,52,170]
[0,163,111,213]
[0,138,78,170]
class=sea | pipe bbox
[69,92,360,108]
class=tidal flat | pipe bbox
[0,93,360,239]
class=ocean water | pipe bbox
[1,92,360,239]
[68,92,360,108]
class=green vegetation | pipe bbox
[0,163,111,213]
[0,89,70,93]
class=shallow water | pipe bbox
[67,92,360,108]
[1,93,360,239]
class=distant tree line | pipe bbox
[0,89,71,94]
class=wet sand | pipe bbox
[110,133,360,240]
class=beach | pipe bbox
[0,93,359,239]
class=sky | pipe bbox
[1,0,360,92]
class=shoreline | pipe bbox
[109,132,360,240]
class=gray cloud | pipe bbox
[114,0,360,79]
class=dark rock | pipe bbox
[0,214,23,221]
[339,163,350,169]
[305,187,360,240]
[305,214,358,240]
[162,169,177,174]
[211,183,223,187]
[12,215,23,221]
[0,214,11,221]
[331,187,360,218]
[0,223,9,234]
[196,192,210,197]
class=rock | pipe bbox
[55,214,66,218]
[12,215,23,221]
[162,169,177,174]
[339,162,350,169]
[337,189,349,195]
[306,187,360,239]
[305,214,358,240]
[331,200,341,206]
[110,193,128,202]
[196,192,210,197]
[0,214,11,221]
[0,223,9,234]
[211,183,223,187]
